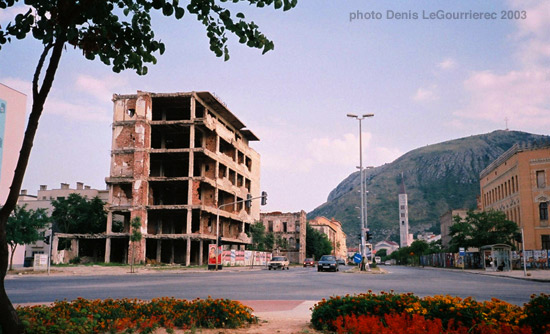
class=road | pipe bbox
[6,266,549,306]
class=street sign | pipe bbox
[353,253,362,264]
[459,247,465,256]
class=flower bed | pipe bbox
[311,291,550,334]
[15,297,256,333]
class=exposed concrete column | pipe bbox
[104,238,111,263]
[199,240,203,266]
[71,239,79,258]
[51,236,59,264]
[106,211,113,233]
[185,238,191,266]
[156,240,162,263]
[170,240,175,263]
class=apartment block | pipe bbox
[309,216,348,260]
[17,182,108,263]
[104,91,260,266]
[479,142,550,249]
[260,211,307,263]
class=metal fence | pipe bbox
[420,250,550,270]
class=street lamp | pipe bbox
[347,113,374,269]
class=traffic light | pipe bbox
[245,194,252,208]
[366,231,372,241]
[217,236,223,245]
[261,191,267,206]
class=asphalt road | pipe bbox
[6,266,549,306]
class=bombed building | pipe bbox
[104,91,261,266]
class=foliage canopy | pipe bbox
[6,205,50,270]
[448,210,519,252]
[51,193,107,234]
[306,223,332,260]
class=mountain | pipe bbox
[307,130,550,246]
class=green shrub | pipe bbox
[521,293,550,334]
[16,297,256,333]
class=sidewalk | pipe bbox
[421,266,550,282]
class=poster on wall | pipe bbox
[0,98,6,180]
[208,244,222,267]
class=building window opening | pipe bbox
[537,170,546,188]
[540,202,548,221]
[542,235,550,250]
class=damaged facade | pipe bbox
[260,211,307,263]
[104,91,260,266]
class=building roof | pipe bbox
[480,141,550,178]
[112,91,259,141]
[399,173,406,194]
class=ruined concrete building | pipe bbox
[104,91,261,266]
[260,211,307,263]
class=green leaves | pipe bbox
[51,194,107,234]
[448,210,520,252]
[7,205,50,247]
[1,0,296,69]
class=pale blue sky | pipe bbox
[1,0,549,212]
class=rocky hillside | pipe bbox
[307,130,550,246]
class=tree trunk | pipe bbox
[0,38,65,334]
[8,244,16,271]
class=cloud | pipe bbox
[44,97,111,122]
[453,69,550,127]
[437,58,456,70]
[0,76,111,122]
[76,74,129,102]
[307,132,370,167]
[412,87,438,102]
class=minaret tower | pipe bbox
[398,173,412,248]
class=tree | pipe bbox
[51,194,107,234]
[248,221,267,251]
[306,223,332,261]
[6,205,50,271]
[448,210,519,253]
[0,1,296,331]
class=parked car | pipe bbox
[268,256,290,270]
[317,255,339,272]
[384,260,392,266]
[303,258,315,267]
[374,256,382,264]
[336,258,346,266]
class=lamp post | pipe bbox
[347,113,374,268]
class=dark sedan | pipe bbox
[317,255,339,272]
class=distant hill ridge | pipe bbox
[308,130,550,245]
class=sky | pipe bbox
[0,0,549,213]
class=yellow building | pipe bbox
[309,216,348,260]
[479,142,550,250]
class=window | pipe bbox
[542,235,550,250]
[537,170,546,188]
[268,221,273,232]
[400,205,405,210]
[295,221,300,232]
[283,222,287,233]
[400,213,405,217]
[540,202,548,221]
